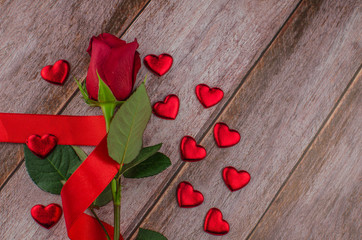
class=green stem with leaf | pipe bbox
[102,103,122,240]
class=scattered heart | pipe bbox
[180,136,207,161]
[177,181,204,208]
[222,167,250,192]
[204,208,229,235]
[144,54,173,76]
[195,84,224,108]
[214,122,240,148]
[153,94,179,120]
[26,134,58,158]
[40,60,69,85]
[31,203,62,229]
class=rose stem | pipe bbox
[101,103,121,240]
[113,176,121,240]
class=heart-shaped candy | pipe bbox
[195,84,224,108]
[214,122,240,147]
[222,167,250,191]
[144,54,173,76]
[180,136,207,161]
[26,134,58,158]
[31,203,62,229]
[153,94,179,120]
[41,60,69,85]
[177,181,204,208]
[204,208,229,235]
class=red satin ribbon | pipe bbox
[0,113,106,145]
[61,137,120,240]
[0,113,121,239]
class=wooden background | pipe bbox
[0,0,361,239]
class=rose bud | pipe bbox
[86,33,141,101]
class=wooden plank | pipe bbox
[248,70,362,240]
[0,0,301,239]
[134,0,362,239]
[0,0,149,187]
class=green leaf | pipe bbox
[74,78,89,100]
[24,145,82,194]
[74,78,99,107]
[71,146,88,162]
[121,143,162,175]
[107,83,152,164]
[93,183,113,207]
[97,72,117,103]
[136,228,167,240]
[123,152,171,178]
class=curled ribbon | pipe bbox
[0,113,121,240]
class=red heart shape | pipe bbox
[31,203,62,229]
[222,167,250,191]
[26,134,58,158]
[40,60,69,85]
[195,84,224,108]
[177,181,204,208]
[153,94,179,120]
[144,54,173,76]
[204,208,229,235]
[214,122,240,147]
[180,136,207,161]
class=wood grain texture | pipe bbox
[135,0,362,239]
[248,69,362,240]
[0,0,301,239]
[0,0,149,187]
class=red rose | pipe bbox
[86,33,141,101]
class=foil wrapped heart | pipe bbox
[204,208,229,235]
[195,84,224,108]
[144,53,173,76]
[177,181,204,208]
[222,166,250,191]
[180,136,207,161]
[31,203,62,229]
[213,122,240,147]
[26,134,58,158]
[40,59,69,85]
[152,94,179,120]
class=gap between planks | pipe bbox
[125,0,304,237]
[245,64,362,240]
[0,0,152,192]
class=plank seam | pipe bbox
[0,0,152,192]
[244,64,362,240]
[125,0,305,238]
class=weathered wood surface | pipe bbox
[0,0,301,239]
[135,0,362,239]
[0,0,150,187]
[248,70,362,240]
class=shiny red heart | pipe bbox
[26,134,58,158]
[214,122,240,147]
[40,60,69,85]
[144,54,173,76]
[177,181,204,208]
[153,94,179,120]
[180,136,207,161]
[222,167,250,191]
[204,208,229,235]
[195,84,224,108]
[31,203,62,229]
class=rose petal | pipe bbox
[87,33,126,56]
[86,37,112,100]
[103,40,139,100]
